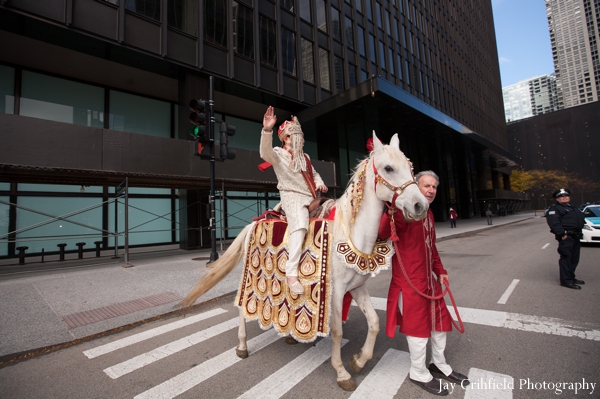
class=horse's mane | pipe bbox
[334,155,370,237]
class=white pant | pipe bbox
[399,293,452,382]
[406,332,452,382]
[285,228,306,277]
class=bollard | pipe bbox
[57,243,67,261]
[94,241,102,257]
[16,246,28,265]
[41,248,45,263]
[76,242,86,259]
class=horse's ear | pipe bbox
[389,134,400,149]
[372,131,383,152]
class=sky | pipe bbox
[491,0,555,88]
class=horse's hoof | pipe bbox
[284,336,298,345]
[337,379,357,391]
[349,354,364,374]
[236,348,248,359]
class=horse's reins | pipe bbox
[373,158,465,333]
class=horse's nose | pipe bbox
[414,202,425,215]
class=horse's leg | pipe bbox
[236,308,248,358]
[330,290,356,391]
[348,284,380,374]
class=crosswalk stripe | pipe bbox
[104,317,239,379]
[464,368,513,398]
[349,349,410,398]
[134,329,281,399]
[367,297,600,341]
[237,337,349,399]
[84,308,228,359]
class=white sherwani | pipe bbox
[260,129,325,234]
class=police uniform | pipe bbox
[545,188,586,289]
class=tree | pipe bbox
[511,169,600,205]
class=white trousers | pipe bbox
[285,228,306,277]
[399,293,452,382]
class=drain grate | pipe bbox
[61,291,183,329]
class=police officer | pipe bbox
[545,188,586,289]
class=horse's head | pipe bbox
[370,132,428,221]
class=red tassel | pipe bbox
[258,162,272,171]
[342,292,353,321]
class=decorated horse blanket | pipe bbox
[234,209,394,343]
[235,216,332,343]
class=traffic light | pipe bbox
[219,121,236,161]
[194,137,211,159]
[189,99,208,139]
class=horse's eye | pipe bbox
[384,165,393,173]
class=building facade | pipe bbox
[0,0,519,262]
[503,74,561,123]
[546,0,600,108]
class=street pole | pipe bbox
[208,76,219,264]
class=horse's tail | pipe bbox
[178,223,253,309]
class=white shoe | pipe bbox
[288,280,304,295]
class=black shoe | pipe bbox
[574,279,585,285]
[409,378,448,396]
[561,283,581,290]
[428,363,470,386]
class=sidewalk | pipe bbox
[0,212,536,363]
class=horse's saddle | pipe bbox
[261,198,336,220]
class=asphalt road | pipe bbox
[1,217,599,399]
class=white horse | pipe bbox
[179,132,428,390]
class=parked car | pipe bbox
[581,205,600,244]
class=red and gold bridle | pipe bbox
[371,157,417,208]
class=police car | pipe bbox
[581,205,600,244]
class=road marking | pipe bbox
[104,317,239,379]
[237,337,349,399]
[497,279,520,304]
[134,329,280,399]
[367,297,600,341]
[349,349,410,398]
[84,308,227,359]
[542,243,550,249]
[464,368,513,398]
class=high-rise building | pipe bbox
[503,75,561,122]
[546,0,600,108]
[0,1,520,262]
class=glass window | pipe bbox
[0,64,15,114]
[301,38,315,84]
[361,69,368,82]
[331,7,341,41]
[20,71,104,127]
[19,184,103,193]
[369,34,377,63]
[375,2,382,27]
[109,197,174,247]
[345,17,355,49]
[316,0,327,33]
[16,196,103,254]
[299,1,311,22]
[0,196,8,256]
[281,0,294,13]
[126,0,160,21]
[167,0,197,35]
[223,116,261,151]
[334,56,344,92]
[233,2,254,59]
[281,28,297,76]
[319,48,331,91]
[404,59,411,85]
[379,41,386,69]
[385,10,391,35]
[365,0,372,20]
[357,26,366,56]
[356,0,363,13]
[388,48,394,74]
[260,16,277,68]
[109,91,171,138]
[396,53,403,80]
[348,63,357,87]
[205,0,227,47]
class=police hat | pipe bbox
[553,188,571,198]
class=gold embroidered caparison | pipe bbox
[335,208,393,276]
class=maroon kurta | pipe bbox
[379,209,452,338]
